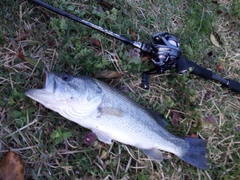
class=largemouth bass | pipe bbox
[25,71,208,170]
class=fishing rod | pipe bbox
[28,0,240,93]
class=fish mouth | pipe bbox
[25,71,55,101]
[42,71,55,92]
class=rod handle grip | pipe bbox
[177,57,213,79]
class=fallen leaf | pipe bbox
[81,36,102,47]
[210,31,223,47]
[171,110,180,125]
[189,134,198,138]
[100,150,108,159]
[83,132,97,146]
[95,69,121,79]
[141,55,151,61]
[0,150,24,180]
[15,33,28,41]
[216,64,223,73]
[129,28,137,40]
[18,51,25,60]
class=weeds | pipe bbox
[0,0,240,179]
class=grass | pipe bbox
[1,0,240,179]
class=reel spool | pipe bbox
[150,32,181,73]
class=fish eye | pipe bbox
[62,74,71,81]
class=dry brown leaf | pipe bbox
[216,64,223,73]
[189,134,198,138]
[81,36,102,47]
[95,70,121,79]
[0,150,24,180]
[141,55,151,61]
[129,28,137,40]
[15,33,28,41]
[18,51,25,60]
[171,110,180,126]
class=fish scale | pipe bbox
[95,80,186,143]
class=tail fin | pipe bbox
[178,137,208,170]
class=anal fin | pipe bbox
[140,148,163,162]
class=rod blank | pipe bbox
[28,0,151,52]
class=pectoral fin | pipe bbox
[100,107,124,117]
[141,148,163,162]
[92,129,112,144]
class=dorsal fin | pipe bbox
[145,108,168,128]
[94,78,168,128]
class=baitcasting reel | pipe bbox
[151,32,181,71]
[28,0,240,93]
[142,32,181,89]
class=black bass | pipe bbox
[25,71,208,170]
